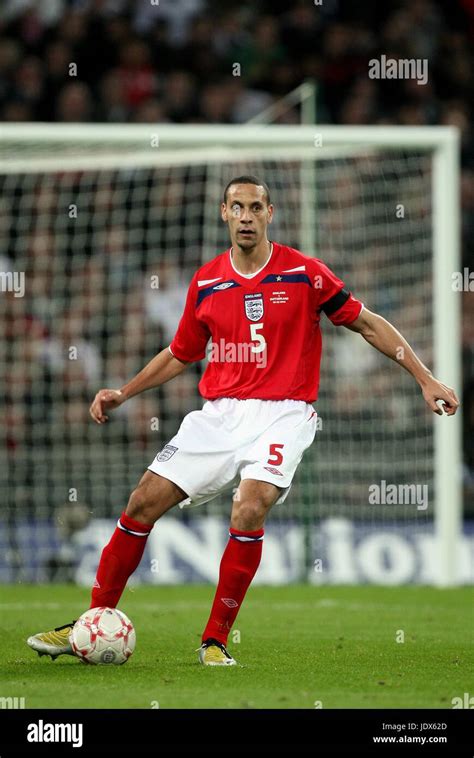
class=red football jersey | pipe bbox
[169,242,363,402]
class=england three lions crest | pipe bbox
[244,293,264,321]
[156,444,178,462]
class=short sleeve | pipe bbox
[169,273,211,362]
[314,259,363,326]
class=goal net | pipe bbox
[0,125,462,586]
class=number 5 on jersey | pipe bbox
[250,322,266,353]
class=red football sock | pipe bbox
[202,527,264,645]
[90,511,153,609]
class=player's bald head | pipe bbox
[223,176,271,206]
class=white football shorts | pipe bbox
[148,397,317,508]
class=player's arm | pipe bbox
[90,270,210,425]
[89,347,190,424]
[344,307,460,416]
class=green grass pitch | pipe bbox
[1,584,472,709]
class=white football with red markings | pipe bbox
[70,607,136,665]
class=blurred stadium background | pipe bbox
[1,0,473,588]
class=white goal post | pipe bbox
[0,123,462,586]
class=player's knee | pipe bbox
[231,498,267,531]
[126,483,157,524]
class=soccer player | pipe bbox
[28,176,459,665]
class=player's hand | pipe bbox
[421,377,460,416]
[89,389,125,424]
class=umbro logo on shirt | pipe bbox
[213,282,234,290]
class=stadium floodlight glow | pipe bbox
[0,123,461,587]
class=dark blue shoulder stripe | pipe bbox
[196,280,241,306]
[196,273,312,307]
[261,273,312,286]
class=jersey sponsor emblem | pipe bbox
[156,444,178,462]
[264,466,283,476]
[213,281,234,290]
[221,597,239,608]
[244,292,264,321]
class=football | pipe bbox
[70,607,136,665]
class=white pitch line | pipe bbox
[0,602,70,610]
[0,598,459,613]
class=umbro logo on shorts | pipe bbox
[264,466,283,476]
[156,444,178,462]
[221,598,238,608]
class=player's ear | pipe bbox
[267,204,274,224]
[221,202,228,222]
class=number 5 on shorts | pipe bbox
[268,443,284,466]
